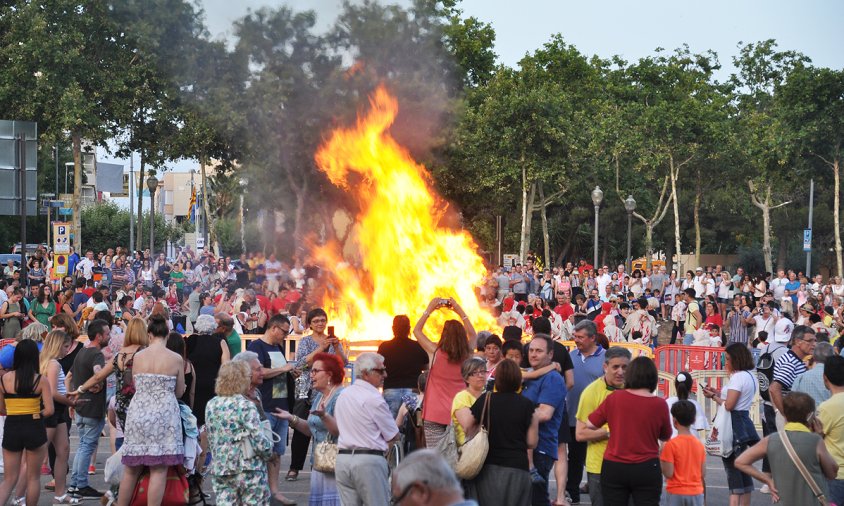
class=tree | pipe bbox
[778,66,844,276]
[730,40,809,274]
[0,1,142,250]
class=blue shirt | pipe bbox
[0,341,43,369]
[522,370,565,459]
[567,346,606,426]
[785,280,801,306]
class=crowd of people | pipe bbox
[1,245,844,505]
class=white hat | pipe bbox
[773,317,794,343]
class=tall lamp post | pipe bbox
[239,177,247,254]
[147,175,158,254]
[591,186,603,268]
[624,195,636,273]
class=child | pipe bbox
[665,372,708,438]
[660,400,706,505]
[752,330,768,349]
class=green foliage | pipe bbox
[81,202,181,251]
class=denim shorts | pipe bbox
[265,411,289,455]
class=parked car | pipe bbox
[11,243,48,255]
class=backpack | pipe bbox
[756,344,781,402]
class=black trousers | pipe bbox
[761,403,777,473]
[601,458,662,506]
[289,398,311,471]
[566,426,587,502]
[670,322,683,344]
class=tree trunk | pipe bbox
[776,236,787,272]
[644,224,654,269]
[748,180,790,276]
[670,155,682,261]
[665,239,674,274]
[135,154,145,251]
[71,132,83,250]
[694,169,702,267]
[538,182,550,267]
[519,176,536,262]
[834,158,842,276]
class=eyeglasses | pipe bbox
[370,368,387,375]
[391,481,427,505]
[470,369,488,377]
[310,318,328,324]
[311,368,326,374]
[801,338,818,344]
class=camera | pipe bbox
[439,298,452,308]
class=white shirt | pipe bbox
[692,275,706,298]
[723,370,757,411]
[597,274,612,296]
[76,258,94,280]
[335,381,398,451]
[133,295,145,312]
[770,277,788,299]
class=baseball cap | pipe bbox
[773,317,794,343]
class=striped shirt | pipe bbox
[728,309,751,345]
[772,350,808,392]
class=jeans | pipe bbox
[70,414,105,489]
[383,388,413,419]
[683,333,694,345]
[828,479,844,505]
[587,472,603,506]
[265,412,289,455]
[531,451,555,506]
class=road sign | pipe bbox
[196,236,205,251]
[53,222,70,254]
[52,254,68,279]
[803,229,812,252]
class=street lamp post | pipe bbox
[591,186,603,268]
[147,175,158,254]
[239,177,247,254]
[624,195,636,273]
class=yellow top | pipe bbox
[819,392,844,479]
[5,396,41,416]
[451,389,479,446]
[576,377,616,474]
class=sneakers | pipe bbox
[72,486,104,499]
[760,484,771,494]
[87,465,96,475]
[529,467,546,485]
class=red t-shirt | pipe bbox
[588,390,672,464]
[554,303,574,320]
[270,297,287,316]
[256,294,270,313]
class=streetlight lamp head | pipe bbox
[591,186,604,207]
[146,175,159,192]
[625,195,637,213]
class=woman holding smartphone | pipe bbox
[288,308,348,482]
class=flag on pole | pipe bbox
[189,187,196,223]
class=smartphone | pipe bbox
[439,298,452,308]
[327,326,335,338]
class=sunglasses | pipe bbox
[370,368,387,375]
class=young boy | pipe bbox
[660,400,706,505]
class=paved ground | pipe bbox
[3,429,774,505]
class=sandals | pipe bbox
[54,494,81,504]
[285,470,299,481]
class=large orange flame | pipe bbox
[313,86,498,343]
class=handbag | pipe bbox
[130,466,189,506]
[780,430,829,505]
[241,419,280,460]
[454,391,491,480]
[312,387,340,473]
[705,402,733,457]
[313,435,338,473]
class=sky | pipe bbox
[100,0,844,173]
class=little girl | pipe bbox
[665,372,709,439]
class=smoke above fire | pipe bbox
[312,86,498,342]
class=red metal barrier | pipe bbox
[655,345,727,397]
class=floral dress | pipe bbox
[205,394,273,505]
[121,374,184,467]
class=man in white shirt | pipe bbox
[76,250,95,281]
[596,267,612,296]
[334,352,398,506]
[770,270,788,300]
[692,267,706,299]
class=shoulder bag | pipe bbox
[454,392,491,480]
[780,430,828,505]
[312,387,340,473]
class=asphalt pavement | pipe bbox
[0,429,772,505]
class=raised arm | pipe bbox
[413,298,441,355]
[449,298,477,350]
